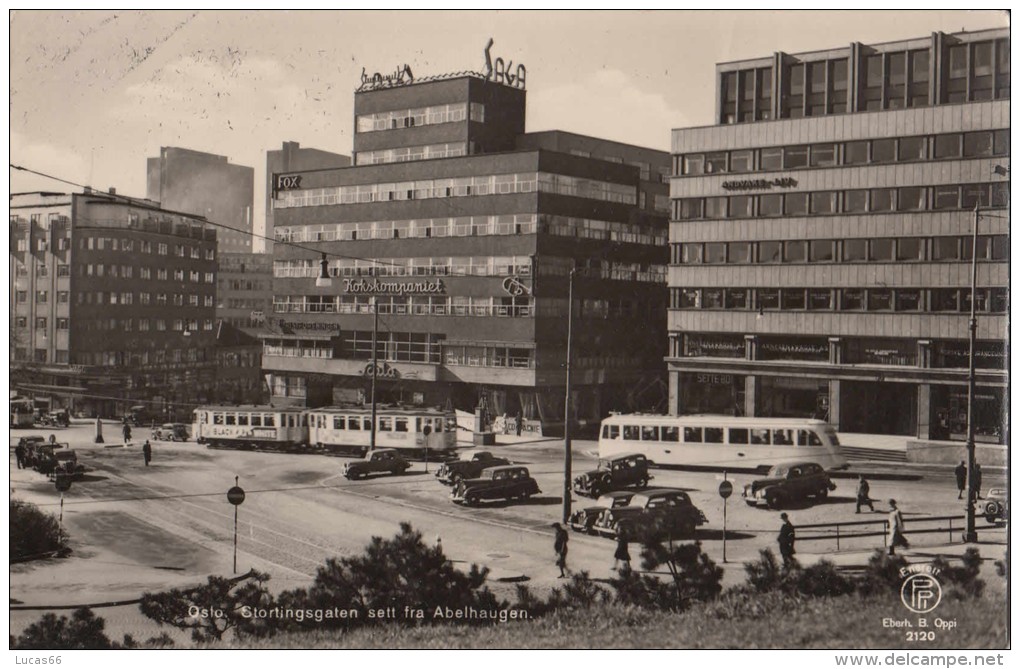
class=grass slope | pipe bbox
[219,590,1008,650]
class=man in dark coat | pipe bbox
[778,513,796,567]
[552,522,569,578]
[955,461,967,499]
[515,410,523,437]
[142,440,152,467]
[855,475,875,513]
[14,443,26,469]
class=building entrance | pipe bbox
[840,381,916,436]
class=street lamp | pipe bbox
[562,267,577,524]
[963,205,980,543]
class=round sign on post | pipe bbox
[54,475,72,493]
[718,480,733,499]
[227,486,246,506]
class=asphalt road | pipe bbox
[10,422,1007,616]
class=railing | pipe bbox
[796,514,973,551]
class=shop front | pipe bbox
[929,384,1006,444]
[840,380,917,436]
[678,371,746,416]
[757,375,829,420]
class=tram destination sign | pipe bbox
[721,177,798,191]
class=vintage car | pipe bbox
[593,488,707,541]
[742,461,836,509]
[37,410,70,427]
[31,445,83,478]
[17,435,48,451]
[569,491,636,534]
[152,423,190,441]
[981,488,1008,524]
[573,452,652,498]
[342,448,412,480]
[434,449,512,485]
[451,465,540,506]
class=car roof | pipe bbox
[601,453,644,460]
[598,491,636,499]
[770,461,824,469]
[603,414,831,428]
[482,465,527,473]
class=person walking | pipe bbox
[955,461,967,499]
[142,440,152,467]
[94,417,104,444]
[777,512,796,567]
[972,463,983,501]
[14,442,26,469]
[612,533,631,573]
[887,499,909,555]
[515,410,523,437]
[855,475,875,513]
[552,522,569,578]
[123,422,132,445]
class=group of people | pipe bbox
[955,461,983,501]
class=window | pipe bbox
[810,144,836,167]
[810,191,837,214]
[844,141,869,165]
[760,147,783,171]
[843,239,867,261]
[784,145,808,169]
[725,288,748,309]
[704,243,726,264]
[961,184,991,210]
[678,198,703,219]
[757,289,780,310]
[933,185,960,210]
[931,289,959,312]
[681,244,704,264]
[867,289,893,311]
[897,187,925,211]
[895,290,922,311]
[759,194,782,216]
[897,238,924,261]
[934,134,961,159]
[729,195,753,218]
[704,197,727,219]
[705,152,727,174]
[932,237,960,261]
[908,49,930,107]
[845,190,868,213]
[727,242,751,263]
[869,238,894,261]
[781,288,806,310]
[784,193,808,216]
[758,240,782,263]
[730,149,753,173]
[870,189,894,212]
[964,131,994,157]
[871,139,896,163]
[899,136,926,161]
[841,288,864,310]
[784,241,806,262]
[807,289,832,310]
[683,154,705,175]
[808,240,835,262]
[703,288,723,308]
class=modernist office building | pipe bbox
[147,147,255,253]
[267,69,670,433]
[668,28,1009,444]
[10,191,219,417]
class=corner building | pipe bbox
[668,29,1009,445]
[269,72,670,434]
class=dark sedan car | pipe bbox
[435,449,511,485]
[569,491,636,534]
[742,461,836,509]
[593,488,707,541]
[451,465,540,506]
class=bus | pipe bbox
[597,414,847,472]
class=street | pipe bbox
[10,421,1007,640]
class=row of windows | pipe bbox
[340,331,444,365]
[309,413,450,433]
[276,213,665,246]
[263,340,334,359]
[72,347,211,367]
[79,263,214,283]
[606,423,823,446]
[673,182,1008,220]
[670,286,1008,313]
[208,411,286,427]
[677,129,1009,176]
[77,318,215,332]
[75,292,214,307]
[444,345,535,370]
[355,102,484,133]
[355,142,467,166]
[273,172,637,208]
[672,234,1009,265]
[77,236,215,259]
[14,290,68,304]
[275,255,533,279]
[219,279,269,291]
[15,262,72,277]
[271,295,534,318]
[15,317,69,330]
[719,38,1010,124]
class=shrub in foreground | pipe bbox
[10,500,67,562]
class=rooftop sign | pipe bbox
[484,38,526,90]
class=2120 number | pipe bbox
[905,631,935,642]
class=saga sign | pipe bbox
[484,38,526,89]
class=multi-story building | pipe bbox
[267,69,671,433]
[263,141,351,253]
[147,147,254,253]
[10,190,219,418]
[668,28,1009,446]
[216,252,274,331]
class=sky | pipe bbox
[9,9,1010,239]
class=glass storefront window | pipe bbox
[683,333,745,358]
[845,338,917,366]
[807,289,832,310]
[758,337,828,362]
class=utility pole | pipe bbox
[562,267,576,524]
[963,206,980,543]
[370,296,378,453]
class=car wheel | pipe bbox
[465,493,479,506]
[589,486,602,499]
[637,476,649,488]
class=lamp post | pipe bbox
[963,205,980,543]
[562,267,577,524]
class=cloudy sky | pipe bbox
[9,9,1008,236]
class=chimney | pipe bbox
[108,187,117,195]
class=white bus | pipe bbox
[598,414,847,472]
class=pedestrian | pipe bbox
[613,532,631,573]
[552,522,569,578]
[14,443,26,469]
[887,499,910,555]
[95,417,104,444]
[515,410,523,437]
[855,474,875,513]
[142,440,152,467]
[123,422,132,445]
[972,464,983,501]
[501,412,509,435]
[955,461,967,499]
[777,512,796,567]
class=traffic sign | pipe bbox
[718,480,733,499]
[54,475,72,492]
[227,486,246,505]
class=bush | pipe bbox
[12,608,113,649]
[858,550,911,596]
[10,500,67,562]
[139,571,275,642]
[609,569,682,611]
[743,549,854,597]
[627,540,723,611]
[931,548,985,598]
[543,571,610,610]
[744,548,786,593]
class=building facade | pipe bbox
[267,71,671,433]
[147,147,255,253]
[263,141,351,253]
[668,28,1009,444]
[10,191,219,418]
[216,252,274,331]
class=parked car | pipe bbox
[569,491,636,534]
[49,450,86,480]
[31,444,79,477]
[451,465,540,506]
[981,488,1008,524]
[573,452,652,498]
[342,448,411,480]
[152,423,190,441]
[742,461,836,509]
[435,449,511,485]
[37,410,70,427]
[593,488,707,541]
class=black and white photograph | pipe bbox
[8,8,1012,660]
